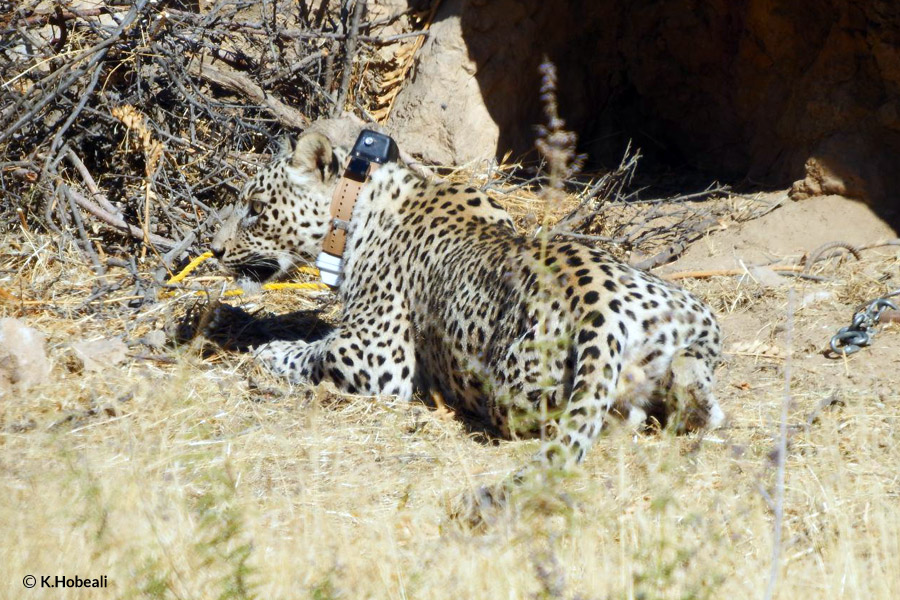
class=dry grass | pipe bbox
[3,211,900,600]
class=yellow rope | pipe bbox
[166,251,214,284]
[162,252,328,297]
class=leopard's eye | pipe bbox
[249,199,265,216]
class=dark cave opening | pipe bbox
[450,0,900,227]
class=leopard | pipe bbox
[211,131,725,480]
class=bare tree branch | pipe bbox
[188,59,309,129]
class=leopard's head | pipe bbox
[211,133,345,286]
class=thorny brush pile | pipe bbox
[1,0,437,268]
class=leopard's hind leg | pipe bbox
[664,340,724,432]
[524,314,624,472]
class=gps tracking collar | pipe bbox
[315,129,399,288]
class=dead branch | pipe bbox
[630,216,721,270]
[548,146,641,238]
[187,60,309,129]
[0,0,150,145]
[801,238,900,271]
[262,49,330,86]
[862,238,900,250]
[2,6,119,30]
[0,0,439,284]
[662,265,805,280]
[63,185,106,277]
[802,241,862,273]
[66,187,176,250]
[333,0,367,116]
[63,149,123,219]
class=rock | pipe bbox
[0,318,52,395]
[139,329,167,350]
[791,158,852,200]
[71,338,128,373]
[801,290,833,308]
[386,1,501,166]
[748,266,786,288]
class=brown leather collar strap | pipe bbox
[321,161,379,258]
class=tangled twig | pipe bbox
[802,241,862,274]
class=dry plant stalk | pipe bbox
[524,62,735,269]
[764,287,794,600]
[534,60,583,224]
[111,105,164,249]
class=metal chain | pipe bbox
[830,290,900,356]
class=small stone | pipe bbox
[141,329,167,349]
[71,338,128,372]
[0,318,52,395]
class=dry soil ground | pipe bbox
[1,192,899,600]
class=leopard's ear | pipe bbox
[291,132,333,178]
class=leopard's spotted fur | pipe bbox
[211,132,725,473]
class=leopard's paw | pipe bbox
[253,340,309,380]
